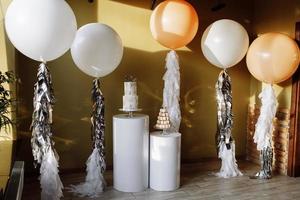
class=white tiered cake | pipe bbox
[122,81,138,111]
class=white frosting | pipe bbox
[124,82,137,95]
[123,81,138,110]
[123,95,138,110]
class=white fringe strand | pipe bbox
[253,84,277,151]
[40,147,63,200]
[216,141,242,178]
[163,50,181,132]
[69,148,106,198]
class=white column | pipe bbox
[113,114,149,192]
[150,131,181,191]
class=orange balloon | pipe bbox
[150,0,199,49]
[246,33,300,84]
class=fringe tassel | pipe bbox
[69,79,106,197]
[216,141,242,178]
[215,70,242,178]
[253,84,277,151]
[252,84,277,179]
[40,147,63,200]
[163,50,181,132]
[31,63,63,200]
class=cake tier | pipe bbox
[124,81,137,95]
[123,95,138,110]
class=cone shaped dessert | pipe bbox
[154,107,171,134]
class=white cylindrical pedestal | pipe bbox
[113,114,149,192]
[150,131,181,191]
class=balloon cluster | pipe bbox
[5,0,123,78]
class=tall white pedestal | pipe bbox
[150,131,181,191]
[113,114,149,192]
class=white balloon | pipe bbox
[201,19,249,69]
[71,23,123,78]
[5,0,77,62]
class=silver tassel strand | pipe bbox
[215,70,242,178]
[30,63,63,200]
[69,79,106,197]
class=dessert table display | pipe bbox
[150,131,181,191]
[113,78,149,192]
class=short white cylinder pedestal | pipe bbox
[150,131,181,191]
[113,114,149,192]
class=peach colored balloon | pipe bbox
[246,33,300,84]
[150,0,199,49]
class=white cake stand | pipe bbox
[119,108,142,117]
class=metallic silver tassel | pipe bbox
[215,70,242,178]
[216,70,233,151]
[30,63,63,199]
[68,79,106,197]
[91,79,106,175]
[31,63,55,166]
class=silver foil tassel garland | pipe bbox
[69,79,106,197]
[30,63,63,200]
[215,70,242,178]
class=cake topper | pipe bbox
[124,75,137,82]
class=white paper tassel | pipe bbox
[216,141,242,178]
[253,84,277,151]
[163,50,181,132]
[69,148,106,198]
[40,147,63,200]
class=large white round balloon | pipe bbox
[201,19,249,69]
[5,0,77,62]
[71,23,123,78]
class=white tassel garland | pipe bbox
[216,141,242,178]
[163,50,181,132]
[40,147,63,200]
[253,84,277,151]
[69,148,106,198]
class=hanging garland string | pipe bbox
[30,63,63,200]
[215,69,242,178]
[69,79,106,198]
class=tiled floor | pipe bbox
[22,160,300,199]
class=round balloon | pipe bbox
[5,0,77,62]
[246,33,300,84]
[150,0,199,49]
[71,23,123,78]
[201,19,249,69]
